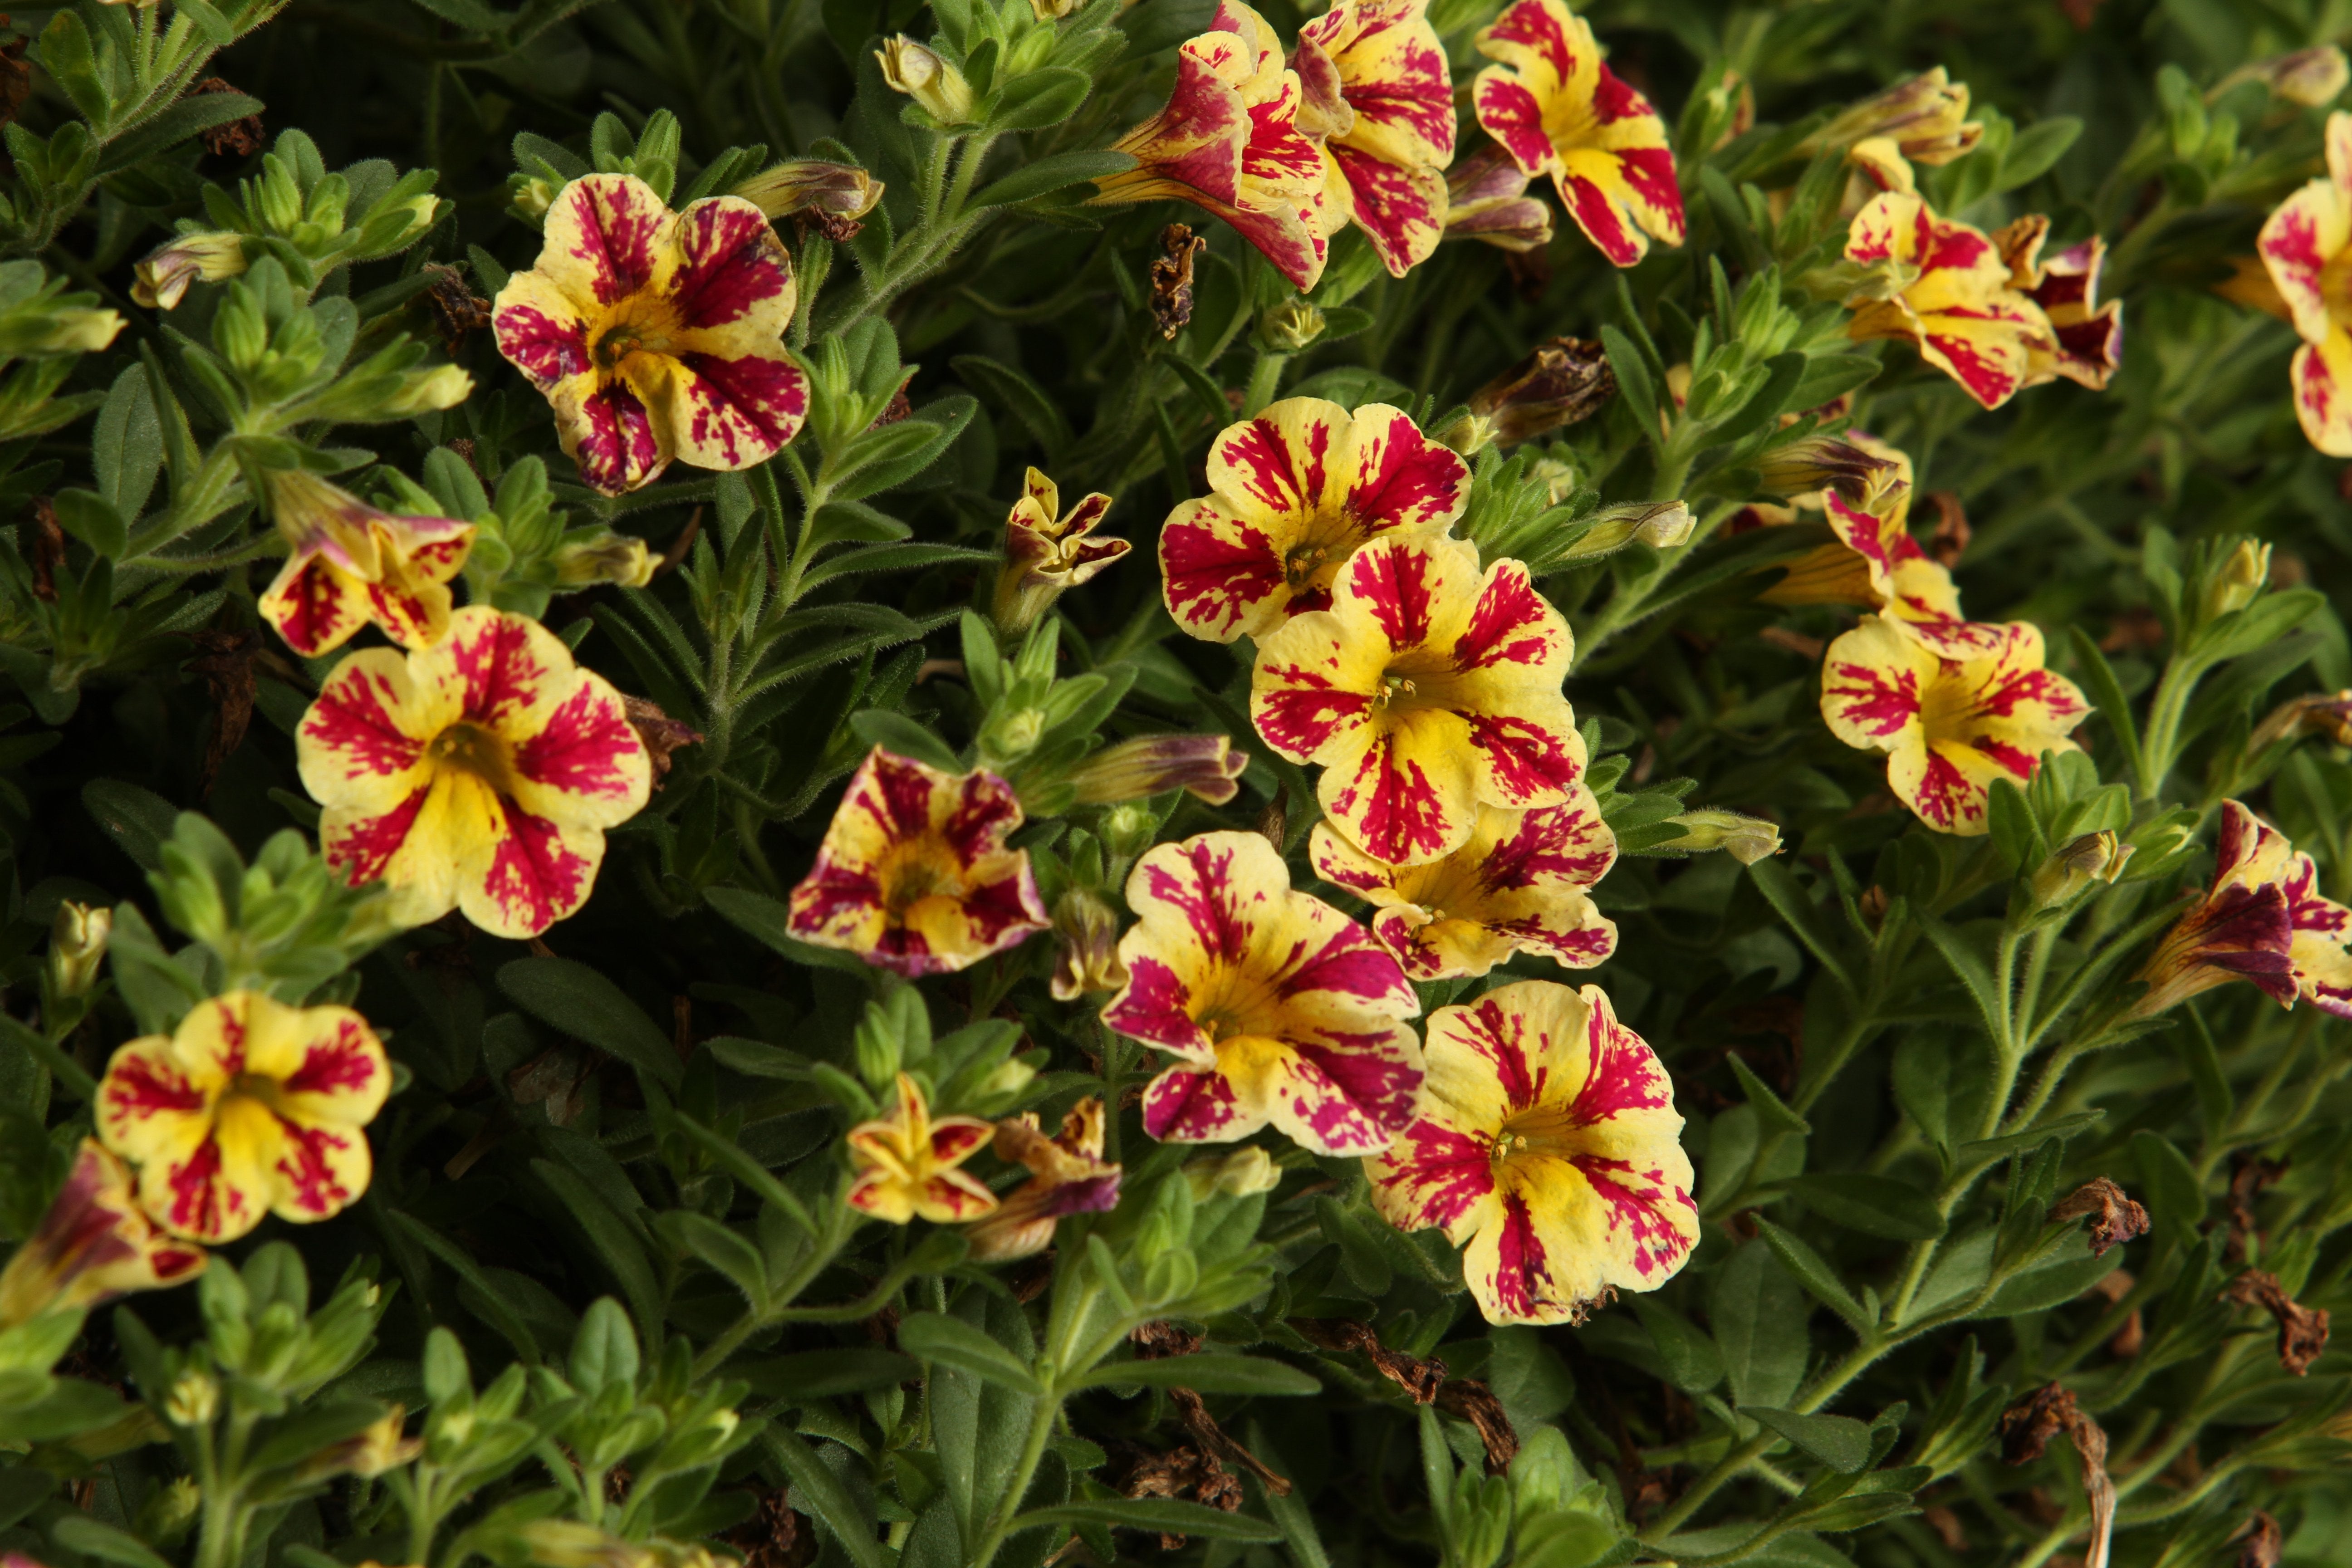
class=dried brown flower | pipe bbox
[183,627,262,796]
[423,265,493,354]
[725,1488,815,1568]
[2048,1178,2150,1257]
[621,695,703,788]
[1292,1318,1516,1473]
[1149,223,1206,340]
[24,495,61,603]
[1999,1385,2113,1568]
[2236,1509,2283,1568]
[2225,1154,2287,1263]
[2223,1269,2330,1376]
[189,78,265,157]
[1926,490,1970,566]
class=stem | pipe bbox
[1242,351,1289,416]
[2133,652,2208,804]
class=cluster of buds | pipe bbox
[144,815,398,997]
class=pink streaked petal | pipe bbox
[1100,953,1215,1061]
[565,379,665,495]
[269,1115,368,1220]
[1278,921,1415,1009]
[1346,405,1471,531]
[446,607,561,733]
[1451,560,1568,675]
[1141,1063,1250,1142]
[1566,1152,1699,1283]
[1251,652,1374,761]
[465,804,601,938]
[545,173,669,307]
[510,676,652,825]
[1370,1116,1496,1235]
[664,198,796,332]
[1323,718,1476,865]
[1556,167,1643,266]
[928,1117,994,1163]
[1471,72,1559,177]
[1332,145,1446,276]
[2293,330,2352,456]
[662,350,810,471]
[1464,710,1584,806]
[1160,498,1291,644]
[259,555,370,658]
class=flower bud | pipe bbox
[733,160,886,230]
[137,1477,201,1548]
[165,1369,220,1427]
[1068,735,1247,807]
[977,1058,1038,1101]
[1183,1147,1282,1200]
[1100,803,1159,862]
[259,161,304,232]
[1049,888,1129,1001]
[300,1405,423,1480]
[1029,0,1079,15]
[380,364,475,416]
[1443,145,1552,253]
[1462,337,1615,449]
[1259,296,1327,351]
[130,232,247,311]
[993,469,1127,634]
[2251,689,2352,750]
[509,174,561,223]
[1556,501,1694,561]
[0,1140,204,1330]
[877,37,975,125]
[2030,831,2131,908]
[2204,539,2271,621]
[1756,436,1902,508]
[1666,808,1782,864]
[2249,46,2350,106]
[554,531,656,588]
[983,706,1046,767]
[48,902,110,998]
[1807,67,1983,165]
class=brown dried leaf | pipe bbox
[183,627,261,796]
[2224,1154,2286,1264]
[1925,490,1971,566]
[25,495,60,603]
[2236,1509,2283,1568]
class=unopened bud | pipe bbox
[2030,831,2131,908]
[2252,689,2352,750]
[854,1004,903,1091]
[1068,735,1247,806]
[130,232,247,311]
[977,1058,1038,1102]
[509,175,561,223]
[735,160,886,226]
[1049,888,1128,1001]
[1667,808,1782,864]
[554,531,655,588]
[1259,297,1326,351]
[983,706,1046,766]
[1029,0,1080,18]
[1756,436,1902,507]
[1558,501,1694,561]
[1807,67,1983,165]
[1184,1147,1281,1200]
[2205,539,2271,621]
[877,37,975,125]
[2249,46,2350,106]
[164,1369,219,1427]
[1464,337,1615,448]
[301,1405,423,1480]
[1443,145,1553,253]
[48,902,110,998]
[380,364,475,416]
[137,1478,201,1547]
[1100,803,1158,862]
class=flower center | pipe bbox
[1374,671,1420,711]
[427,721,521,795]
[229,1071,288,1113]
[592,312,674,370]
[1491,1101,1587,1165]
[1915,671,1980,748]
[880,849,957,916]
[1283,541,1331,589]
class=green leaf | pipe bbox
[1014,1499,1284,1543]
[970,150,1136,209]
[797,542,995,594]
[1914,912,2004,1045]
[99,92,266,173]
[496,958,683,1089]
[1753,1215,1872,1333]
[1627,1298,1723,1394]
[1747,858,1855,996]
[2130,1128,2205,1239]
[896,1311,1044,1393]
[1075,1354,1319,1396]
[763,1428,885,1568]
[1786,1174,1946,1241]
[1712,1241,1808,1410]
[83,779,178,872]
[952,353,1074,456]
[706,885,878,974]
[51,1516,174,1568]
[735,1349,921,1399]
[1744,1407,1872,1474]
[1783,353,1882,412]
[1996,117,2082,191]
[1727,1053,1810,1140]
[382,1208,542,1362]
[531,1160,663,1339]
[848,709,964,773]
[987,67,1090,132]
[1599,326,1661,451]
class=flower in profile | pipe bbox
[1291,0,1458,277]
[1367,980,1698,1326]
[732,160,885,234]
[1805,68,1983,167]
[2252,688,2352,750]
[965,1099,1123,1261]
[94,991,392,1243]
[1102,831,1423,1155]
[1471,0,1684,267]
[1451,336,1615,452]
[297,607,653,938]
[131,231,248,310]
[1814,486,2004,658]
[787,748,1050,977]
[255,468,476,658]
[300,1406,424,1481]
[1843,191,2054,410]
[876,38,974,126]
[846,1073,999,1225]
[1252,535,1585,866]
[1067,734,1250,806]
[1094,2,1336,290]
[0,1141,206,1329]
[492,173,808,495]
[993,468,1127,633]
[1161,397,1470,643]
[2258,112,2352,455]
[2135,802,2352,1019]
[1311,791,1617,981]
[1994,216,2125,392]
[1441,145,1554,253]
[1820,614,2087,836]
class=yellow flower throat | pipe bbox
[428,721,522,796]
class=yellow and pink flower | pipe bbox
[994,467,1127,633]
[1102,831,1423,1156]
[1252,534,1585,867]
[1161,397,1470,643]
[492,173,808,495]
[965,1099,1123,1261]
[2257,112,2352,454]
[1292,0,1457,277]
[1367,980,1697,1326]
[2135,802,2352,1019]
[1471,0,1684,267]
[1310,791,1616,981]
[1843,191,2054,411]
[1995,215,2125,392]
[256,469,475,658]
[94,991,392,1244]
[297,607,653,938]
[1820,614,2087,836]
[0,1141,206,1328]
[787,748,1051,977]
[846,1073,999,1225]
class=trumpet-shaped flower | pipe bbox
[1995,216,2125,392]
[1442,145,1554,252]
[1801,484,2002,658]
[1252,535,1585,867]
[994,467,1127,632]
[0,1141,206,1329]
[1293,0,1457,276]
[2135,802,2352,1019]
[1311,791,1617,980]
[1471,0,1685,267]
[256,468,476,657]
[1368,980,1697,1326]
[1821,614,2087,835]
[94,991,392,1243]
[846,1074,999,1225]
[1161,397,1470,642]
[788,748,1050,977]
[2258,112,2352,454]
[492,173,808,495]
[1094,2,1337,290]
[297,607,653,938]
[965,1099,1124,1261]
[1102,831,1423,1155]
[1844,191,2054,410]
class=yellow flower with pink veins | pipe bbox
[2257,112,2352,455]
[846,1074,999,1225]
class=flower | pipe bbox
[1252,535,1585,867]
[1049,887,1130,1001]
[2135,802,2352,1019]
[492,173,808,495]
[131,231,247,310]
[876,38,974,126]
[255,469,476,658]
[301,1406,424,1480]
[965,1099,1124,1261]
[1754,434,1904,508]
[1816,486,2003,657]
[93,990,392,1243]
[297,607,653,938]
[1093,1,1337,290]
[552,531,656,588]
[1367,980,1698,1326]
[0,1141,206,1329]
[1102,830,1423,1155]
[1310,790,1616,981]
[1291,0,1458,277]
[1471,0,1685,267]
[1805,68,1983,166]
[846,1073,999,1224]
[1160,397,1470,643]
[1994,216,2125,392]
[732,160,885,230]
[1442,145,1554,252]
[1843,191,2055,410]
[1067,734,1250,806]
[787,748,1051,977]
[2252,689,2352,750]
[994,468,1128,632]
[1820,614,2088,835]
[2258,113,2352,455]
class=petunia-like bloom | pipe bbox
[1820,614,2087,836]
[787,748,1051,977]
[255,468,476,658]
[1994,215,2125,392]
[1471,0,1685,267]
[492,173,808,495]
[2135,802,2352,1019]
[2258,113,2352,455]
[1252,535,1586,867]
[1161,397,1470,643]
[1292,0,1457,277]
[1102,831,1423,1155]
[94,991,392,1244]
[1843,191,2055,411]
[993,467,1127,633]
[965,1099,1124,1261]
[1093,2,1336,291]
[1311,790,1617,981]
[1442,145,1554,253]
[845,1073,998,1225]
[297,607,653,938]
[0,1141,206,1329]
[1367,980,1698,1326]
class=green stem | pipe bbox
[1242,351,1289,416]
[2133,652,2209,804]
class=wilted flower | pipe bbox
[1471,0,1684,267]
[1252,535,1585,867]
[0,1141,206,1329]
[297,607,653,937]
[552,530,656,588]
[2256,113,2352,454]
[1844,191,2055,410]
[1291,0,1458,277]
[2134,802,2352,1019]
[965,1099,1123,1261]
[877,37,975,125]
[1806,67,1983,166]
[131,231,247,310]
[47,901,110,998]
[1312,793,1616,980]
[493,174,808,495]
[1184,1146,1284,1198]
[846,1073,999,1225]
[1442,145,1554,253]
[1451,337,1615,452]
[1068,734,1249,806]
[1368,980,1699,1326]
[95,991,392,1243]
[1663,808,1783,864]
[786,748,1050,977]
[1994,215,2125,392]
[733,160,886,231]
[255,468,476,658]
[994,468,1128,632]
[1161,397,1470,642]
[1049,887,1130,1001]
[2251,689,2352,750]
[1102,831,1424,1155]
[1820,614,2088,836]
